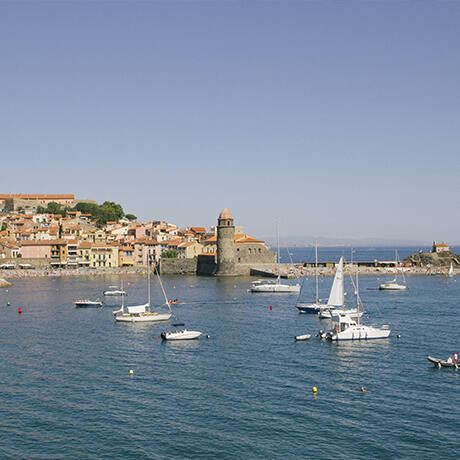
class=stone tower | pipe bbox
[216,208,236,276]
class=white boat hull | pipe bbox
[161,330,202,340]
[251,283,300,293]
[295,334,311,341]
[115,312,172,323]
[104,291,126,296]
[331,325,391,341]
[379,283,406,291]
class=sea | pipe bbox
[0,247,458,459]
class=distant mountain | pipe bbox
[261,235,431,247]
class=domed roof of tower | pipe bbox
[219,208,233,219]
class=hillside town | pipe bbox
[0,194,272,271]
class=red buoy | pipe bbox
[270,305,273,310]
[18,307,22,314]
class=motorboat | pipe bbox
[428,355,458,369]
[250,224,300,293]
[113,262,172,323]
[104,287,127,296]
[161,329,202,341]
[74,299,103,308]
[295,333,311,341]
[250,279,300,293]
[325,312,391,341]
[321,271,390,341]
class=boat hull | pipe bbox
[115,312,172,323]
[330,325,391,341]
[379,283,406,291]
[161,330,202,340]
[251,283,300,293]
[295,334,311,341]
[74,301,103,307]
[296,303,328,313]
[427,356,459,368]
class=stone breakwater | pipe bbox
[1,267,142,280]
[257,264,456,278]
[0,264,453,281]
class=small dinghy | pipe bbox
[427,356,459,369]
[295,334,311,341]
[74,299,103,308]
[161,323,202,341]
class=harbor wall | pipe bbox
[0,257,51,269]
[159,258,198,275]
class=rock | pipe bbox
[403,251,460,267]
[0,278,12,287]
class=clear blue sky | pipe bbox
[1,1,459,243]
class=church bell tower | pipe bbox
[216,208,236,276]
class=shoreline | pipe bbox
[1,264,455,281]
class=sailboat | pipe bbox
[113,259,173,323]
[448,263,455,278]
[379,249,407,291]
[296,242,326,312]
[317,256,345,318]
[323,271,391,341]
[250,224,300,293]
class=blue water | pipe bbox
[0,250,459,458]
[279,245,460,264]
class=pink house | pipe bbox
[20,241,52,259]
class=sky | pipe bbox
[1,1,459,244]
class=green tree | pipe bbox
[46,202,62,214]
[1,222,7,231]
[125,214,137,221]
[161,250,178,259]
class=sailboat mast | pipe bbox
[277,222,281,283]
[315,241,319,303]
[356,270,360,326]
[147,252,151,310]
[121,280,124,314]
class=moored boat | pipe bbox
[295,333,311,341]
[322,271,390,341]
[250,224,300,293]
[74,299,103,307]
[113,261,172,323]
[428,355,458,369]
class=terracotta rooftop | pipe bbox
[0,194,75,200]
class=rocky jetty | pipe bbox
[0,278,12,287]
[403,251,460,267]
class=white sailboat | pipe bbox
[318,256,345,318]
[448,263,454,278]
[379,250,407,290]
[250,224,300,293]
[296,242,328,312]
[324,271,391,341]
[113,259,172,323]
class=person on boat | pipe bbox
[453,352,458,366]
